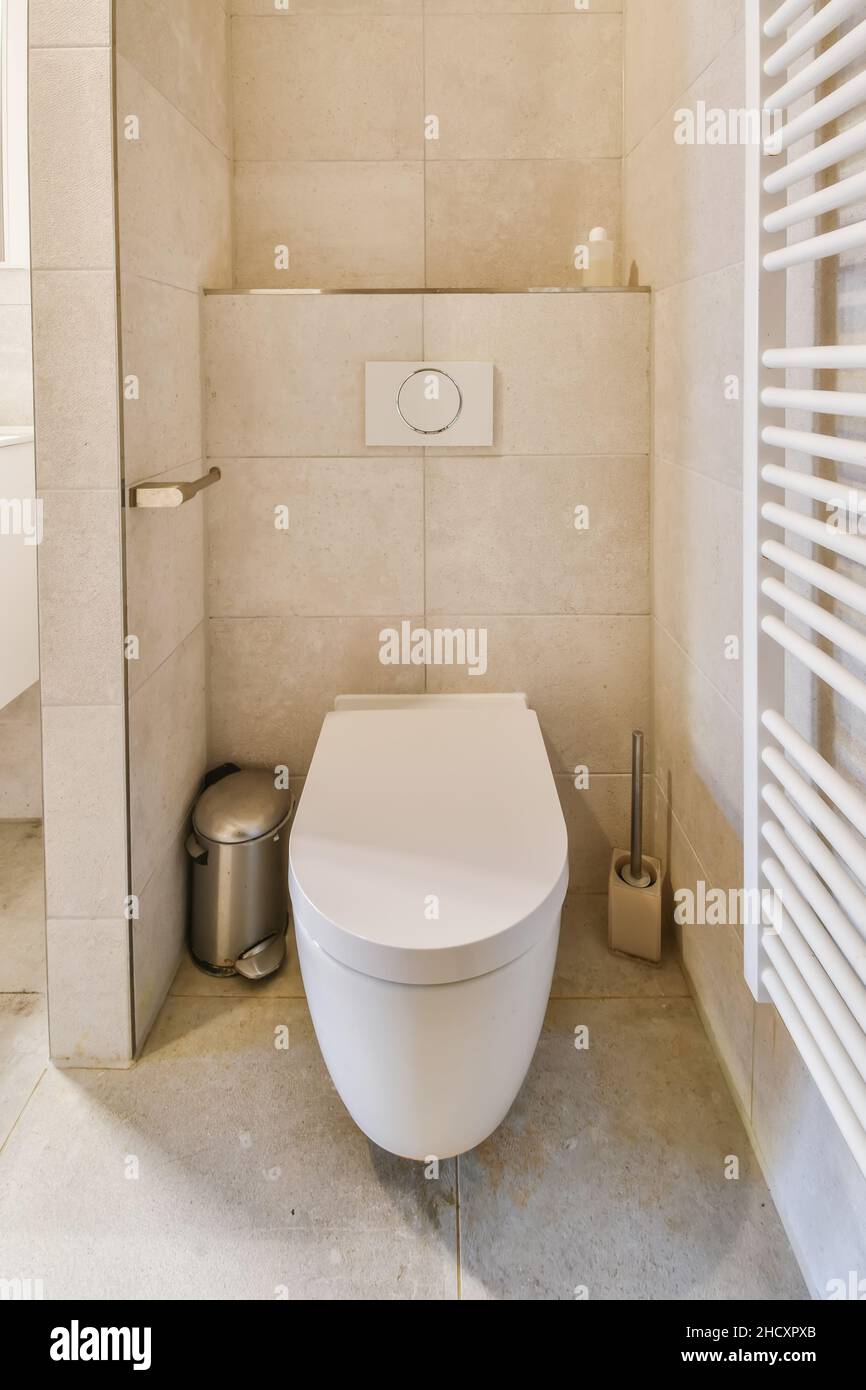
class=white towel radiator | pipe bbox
[744,0,866,1179]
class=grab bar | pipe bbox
[130,467,221,509]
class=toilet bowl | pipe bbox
[289,694,569,1160]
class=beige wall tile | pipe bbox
[133,830,188,1050]
[624,0,741,155]
[423,292,649,456]
[653,457,742,712]
[41,705,128,919]
[0,305,33,423]
[683,917,750,1123]
[37,490,124,706]
[660,797,754,1110]
[31,272,120,490]
[46,919,132,1067]
[234,162,425,290]
[557,773,638,893]
[208,616,424,771]
[425,455,649,614]
[128,623,207,894]
[232,15,424,161]
[426,15,621,160]
[125,462,206,695]
[425,160,621,290]
[28,48,115,270]
[623,30,745,291]
[207,457,424,617]
[120,276,202,487]
[426,615,650,774]
[29,0,111,46]
[654,262,744,491]
[653,623,743,897]
[116,56,232,292]
[204,292,423,457]
[752,1003,866,1299]
[116,0,232,156]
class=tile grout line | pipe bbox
[234,156,624,166]
[622,20,745,160]
[205,453,648,462]
[116,50,232,167]
[0,1066,49,1161]
[652,616,743,731]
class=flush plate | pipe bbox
[366,362,494,446]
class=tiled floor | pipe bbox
[0,897,807,1300]
[0,818,48,1149]
[0,820,45,994]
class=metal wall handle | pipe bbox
[130,467,221,509]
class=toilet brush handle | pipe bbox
[630,730,644,880]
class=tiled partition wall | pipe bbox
[230,0,623,290]
[623,0,866,1292]
[203,289,651,886]
[115,0,233,1045]
[28,0,131,1064]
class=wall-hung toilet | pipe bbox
[289,694,569,1160]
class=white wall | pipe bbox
[1,0,39,815]
[0,0,33,425]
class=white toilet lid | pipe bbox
[289,704,569,985]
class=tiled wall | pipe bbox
[116,0,233,1046]
[203,287,651,888]
[29,0,131,1065]
[623,0,866,1293]
[230,1,623,289]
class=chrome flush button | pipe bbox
[397,368,463,435]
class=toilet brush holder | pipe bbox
[608,730,663,964]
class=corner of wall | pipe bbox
[29,0,133,1067]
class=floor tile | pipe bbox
[0,820,46,994]
[458,999,808,1300]
[553,894,688,999]
[0,995,47,1148]
[0,996,456,1300]
[0,917,46,996]
[0,821,44,918]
